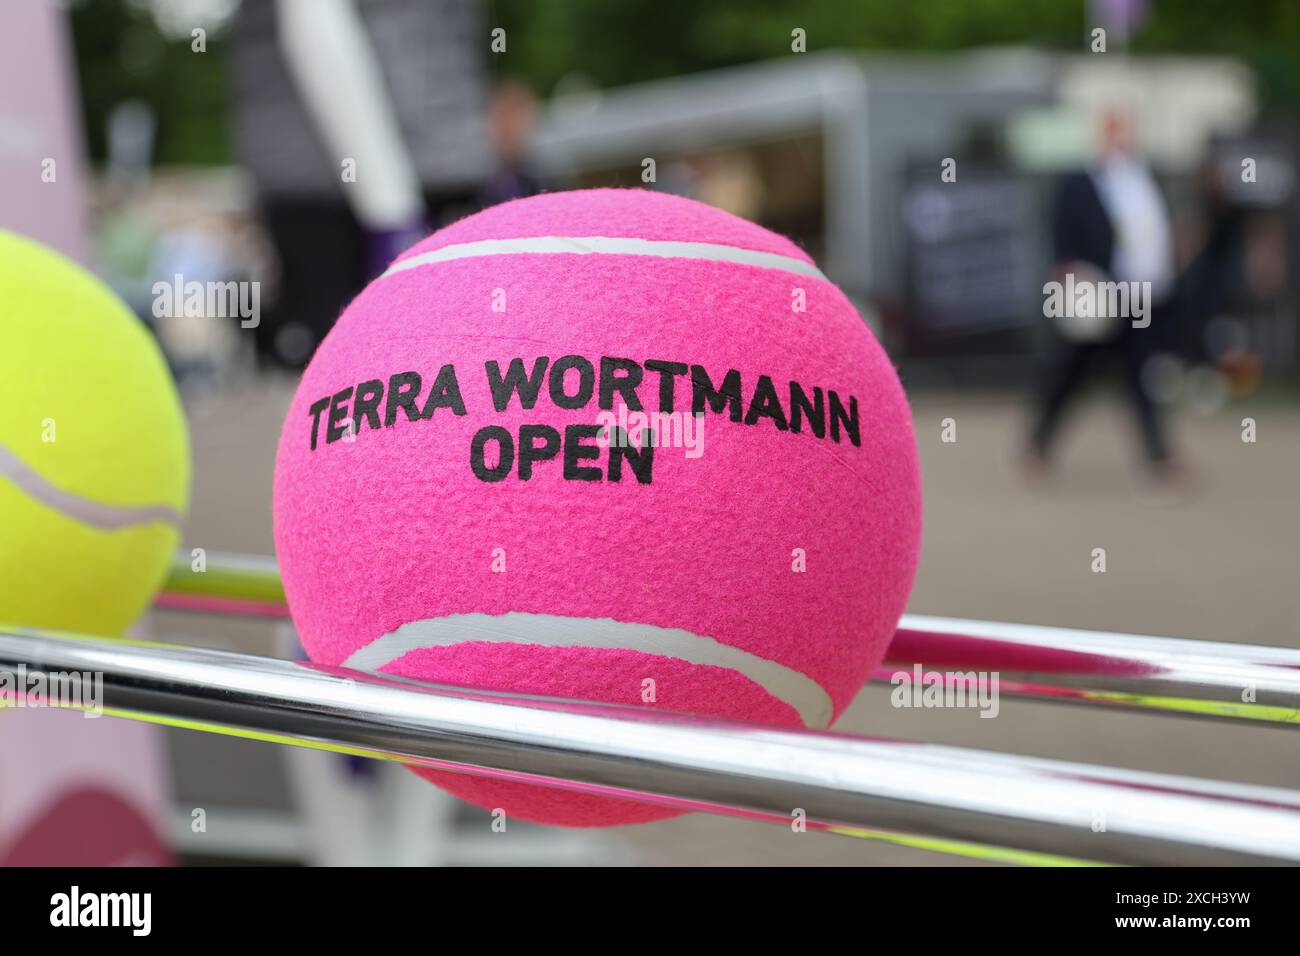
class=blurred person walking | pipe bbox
[479,78,543,207]
[231,0,492,859]
[231,0,490,369]
[1027,110,1182,480]
[1177,157,1247,362]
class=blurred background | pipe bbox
[1,0,1297,865]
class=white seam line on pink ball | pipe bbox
[0,442,182,530]
[380,236,829,282]
[342,611,835,729]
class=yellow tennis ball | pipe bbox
[0,229,189,636]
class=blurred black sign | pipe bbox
[1210,138,1295,207]
[901,166,1038,352]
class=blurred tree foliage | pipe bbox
[488,0,1082,90]
[490,0,1299,107]
[69,0,1298,166]
[70,0,232,165]
[1135,0,1300,109]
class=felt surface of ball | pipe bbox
[274,189,922,826]
[0,230,190,636]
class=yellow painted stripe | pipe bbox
[164,555,286,602]
[826,824,1114,867]
[1081,689,1300,723]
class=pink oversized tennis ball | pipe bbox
[273,189,922,826]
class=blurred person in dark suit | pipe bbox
[231,0,489,368]
[1028,110,1182,480]
[1178,157,1247,361]
[479,78,543,208]
[231,5,492,858]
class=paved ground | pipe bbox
[153,373,1300,865]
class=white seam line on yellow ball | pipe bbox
[380,236,829,282]
[0,443,182,530]
[343,611,835,729]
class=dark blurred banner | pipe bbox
[901,164,1039,355]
